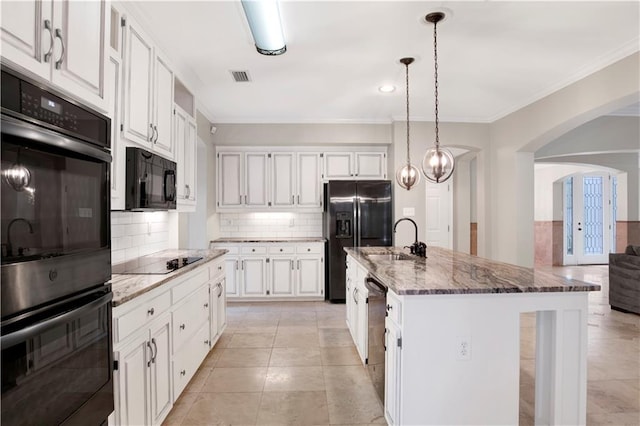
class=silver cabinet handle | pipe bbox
[235,260,239,270]
[151,338,157,364]
[244,195,247,204]
[297,195,300,204]
[147,341,153,367]
[43,20,54,63]
[297,260,300,269]
[291,195,294,204]
[54,28,65,69]
[153,125,158,143]
[149,123,154,142]
[291,260,294,270]
[353,287,358,305]
[242,260,245,269]
[217,282,223,298]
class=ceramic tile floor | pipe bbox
[163,265,639,426]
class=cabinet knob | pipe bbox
[180,324,186,330]
[204,340,210,345]
[180,370,186,376]
[204,303,209,308]
[307,248,311,252]
[218,265,222,270]
[386,304,392,311]
[252,248,255,252]
[147,308,155,315]
[279,248,283,252]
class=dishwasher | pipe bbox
[365,275,388,404]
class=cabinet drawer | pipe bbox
[209,258,225,279]
[269,245,295,254]
[173,322,210,399]
[115,291,171,342]
[218,246,239,255]
[171,268,209,303]
[296,244,323,254]
[386,291,402,326]
[241,246,267,255]
[172,285,209,352]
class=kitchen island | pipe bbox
[344,246,600,426]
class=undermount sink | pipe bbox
[367,253,414,261]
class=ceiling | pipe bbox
[128,1,640,124]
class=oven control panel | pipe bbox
[20,91,80,132]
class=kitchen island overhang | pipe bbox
[345,246,600,426]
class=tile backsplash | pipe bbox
[111,211,177,264]
[218,212,322,238]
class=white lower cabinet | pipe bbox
[345,255,369,364]
[384,318,401,425]
[211,242,325,299]
[113,256,227,425]
[115,312,172,426]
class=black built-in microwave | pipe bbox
[125,147,177,210]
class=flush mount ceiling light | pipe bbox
[378,85,396,93]
[395,57,421,191]
[241,0,287,56]
[422,12,455,184]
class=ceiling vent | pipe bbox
[230,71,251,82]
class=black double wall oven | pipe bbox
[1,67,114,425]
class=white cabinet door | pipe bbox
[296,256,323,297]
[242,257,266,296]
[108,53,125,210]
[271,152,295,207]
[224,258,241,297]
[116,334,150,426]
[355,152,386,179]
[385,320,401,426]
[245,152,269,208]
[174,107,187,200]
[149,316,172,424]
[217,152,243,208]
[122,16,153,148]
[51,0,107,111]
[1,0,52,81]
[152,53,174,159]
[184,117,197,202]
[324,152,354,179]
[217,278,227,333]
[356,282,368,363]
[270,257,295,296]
[209,281,219,343]
[297,152,322,208]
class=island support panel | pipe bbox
[396,291,588,426]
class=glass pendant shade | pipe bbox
[3,163,31,191]
[422,147,454,183]
[396,163,421,190]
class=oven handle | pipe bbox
[1,115,112,163]
[1,292,112,349]
[365,276,387,295]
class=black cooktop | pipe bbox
[113,256,203,275]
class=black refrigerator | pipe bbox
[323,180,393,302]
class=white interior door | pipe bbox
[425,180,453,249]
[563,173,611,265]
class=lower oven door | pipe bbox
[1,286,113,426]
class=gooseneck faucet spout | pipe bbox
[393,217,418,244]
[6,218,34,257]
[393,217,427,257]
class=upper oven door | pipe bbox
[1,116,112,318]
[1,286,113,426]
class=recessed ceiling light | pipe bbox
[378,85,396,93]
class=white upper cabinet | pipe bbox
[355,152,386,179]
[271,152,295,207]
[174,105,196,209]
[217,152,243,208]
[245,152,269,208]
[324,152,354,179]
[122,14,174,159]
[324,151,387,180]
[1,0,108,112]
[297,152,322,209]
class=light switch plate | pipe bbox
[403,207,415,217]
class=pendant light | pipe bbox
[422,12,455,184]
[395,57,421,191]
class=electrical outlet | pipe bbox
[402,207,415,217]
[456,336,471,361]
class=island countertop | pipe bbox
[110,249,227,306]
[345,246,601,295]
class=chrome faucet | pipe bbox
[393,217,427,257]
[6,218,34,257]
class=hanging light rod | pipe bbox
[241,0,287,56]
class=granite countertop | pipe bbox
[111,249,227,307]
[211,237,326,243]
[345,246,601,296]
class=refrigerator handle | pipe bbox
[355,194,360,247]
